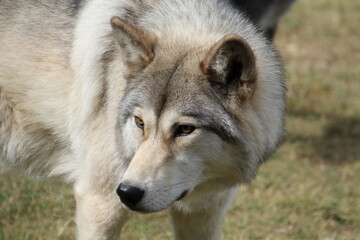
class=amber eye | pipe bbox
[175,125,196,137]
[135,117,144,129]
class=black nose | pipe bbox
[116,183,145,207]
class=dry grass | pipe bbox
[1,0,359,239]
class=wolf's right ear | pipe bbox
[201,35,257,102]
[111,17,157,71]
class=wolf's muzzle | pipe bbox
[117,183,145,208]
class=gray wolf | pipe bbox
[0,0,286,239]
[230,0,296,39]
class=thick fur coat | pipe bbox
[0,0,286,239]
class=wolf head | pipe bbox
[110,17,286,213]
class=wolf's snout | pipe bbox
[117,183,144,208]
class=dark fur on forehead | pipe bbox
[149,54,188,119]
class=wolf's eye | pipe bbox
[135,117,144,129]
[175,125,196,137]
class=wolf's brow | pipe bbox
[183,111,237,144]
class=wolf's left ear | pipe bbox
[201,35,256,101]
[111,17,157,71]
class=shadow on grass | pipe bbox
[287,110,360,165]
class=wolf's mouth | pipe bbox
[176,190,188,201]
[119,188,189,213]
[124,193,188,213]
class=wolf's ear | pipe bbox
[111,17,157,71]
[201,35,256,101]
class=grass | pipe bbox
[1,0,360,239]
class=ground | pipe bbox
[1,0,359,239]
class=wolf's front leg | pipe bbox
[75,188,131,240]
[170,188,237,240]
